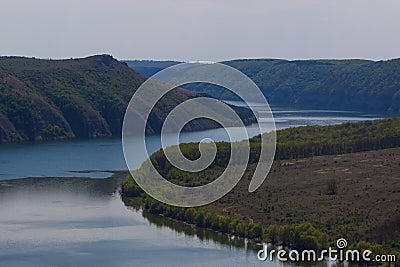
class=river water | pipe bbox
[0,107,381,266]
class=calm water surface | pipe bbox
[0,178,265,267]
[0,107,380,180]
[0,107,381,266]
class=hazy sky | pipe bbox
[1,0,399,61]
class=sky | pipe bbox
[1,0,399,62]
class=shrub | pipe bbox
[326,179,338,195]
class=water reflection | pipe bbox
[142,209,261,252]
[0,175,271,267]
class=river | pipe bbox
[0,107,381,266]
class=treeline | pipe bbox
[149,118,400,178]
[121,178,330,251]
[255,117,400,160]
[121,179,262,240]
[121,171,400,264]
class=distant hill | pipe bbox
[127,59,400,114]
[0,55,255,143]
[125,60,181,77]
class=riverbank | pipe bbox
[121,146,400,265]
[121,119,400,265]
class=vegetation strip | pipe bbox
[121,118,400,264]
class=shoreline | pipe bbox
[0,172,127,195]
[120,145,400,266]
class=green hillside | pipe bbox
[0,55,143,142]
[220,59,400,113]
[127,59,400,114]
[0,55,255,143]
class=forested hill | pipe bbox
[0,55,255,143]
[147,117,400,179]
[224,59,400,113]
[127,59,400,114]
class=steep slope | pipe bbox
[127,59,400,114]
[0,55,254,143]
[224,59,400,113]
[0,55,150,142]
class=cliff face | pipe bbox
[0,55,215,143]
